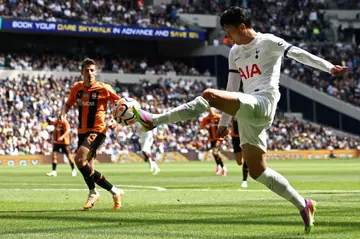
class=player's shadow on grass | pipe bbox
[1,213,360,228]
[0,224,312,239]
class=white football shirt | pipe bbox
[220,32,334,126]
[228,32,333,94]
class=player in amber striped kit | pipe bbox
[47,118,76,177]
[200,108,227,176]
[58,58,124,210]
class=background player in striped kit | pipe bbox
[47,117,76,177]
[200,108,227,176]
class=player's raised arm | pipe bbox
[269,35,347,75]
[58,84,78,121]
[106,84,121,104]
[200,115,208,128]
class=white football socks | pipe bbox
[153,96,210,125]
[110,186,121,196]
[255,168,306,211]
[89,188,99,195]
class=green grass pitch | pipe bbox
[0,159,360,239]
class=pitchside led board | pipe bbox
[0,18,206,40]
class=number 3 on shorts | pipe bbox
[87,133,97,145]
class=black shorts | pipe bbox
[77,132,106,157]
[210,140,220,149]
[53,144,70,155]
[231,136,242,153]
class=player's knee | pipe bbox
[201,88,217,105]
[236,159,243,166]
[235,153,243,165]
[75,149,88,166]
[92,170,102,182]
[248,167,264,179]
[249,171,261,180]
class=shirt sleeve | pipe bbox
[268,34,334,73]
[267,34,293,58]
[286,47,334,74]
[219,49,242,126]
[106,84,121,104]
[200,117,207,128]
[228,47,238,72]
[65,84,77,109]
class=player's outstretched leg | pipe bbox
[134,89,240,131]
[134,96,210,131]
[92,170,124,210]
[243,144,316,233]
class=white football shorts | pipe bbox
[139,131,154,154]
[234,91,280,153]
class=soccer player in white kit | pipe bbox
[134,122,160,175]
[134,7,347,233]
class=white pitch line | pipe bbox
[0,183,167,191]
[117,184,166,191]
[168,189,360,193]
[0,189,154,192]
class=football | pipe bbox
[112,97,141,126]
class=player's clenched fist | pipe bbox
[331,65,348,76]
[216,125,229,138]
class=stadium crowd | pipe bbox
[268,114,360,151]
[0,53,206,76]
[0,73,358,156]
[0,0,186,29]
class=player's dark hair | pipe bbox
[220,7,252,29]
[81,58,97,71]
